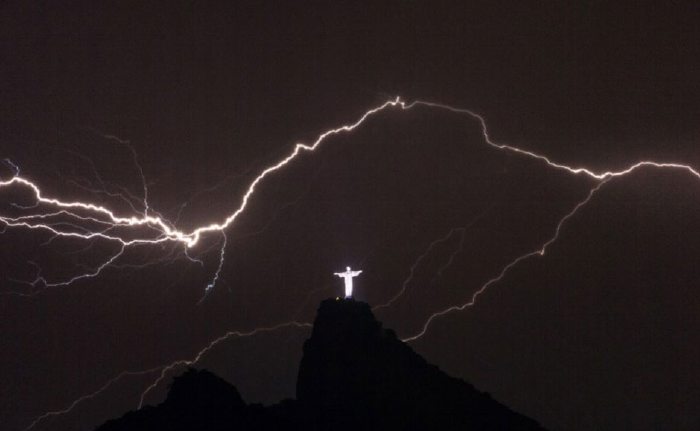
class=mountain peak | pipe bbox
[305,297,385,340]
[165,368,245,411]
[297,298,544,430]
[98,297,545,430]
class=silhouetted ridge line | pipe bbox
[97,298,545,430]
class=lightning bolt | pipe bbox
[135,321,311,409]
[22,321,311,431]
[2,97,699,292]
[430,230,467,285]
[373,227,467,311]
[0,99,406,291]
[199,232,227,303]
[408,100,700,181]
[401,179,610,342]
[21,367,163,431]
[374,208,489,311]
[12,97,700,431]
[3,158,20,175]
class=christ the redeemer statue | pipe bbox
[334,266,362,298]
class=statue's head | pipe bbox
[346,266,351,271]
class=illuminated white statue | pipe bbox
[334,266,362,298]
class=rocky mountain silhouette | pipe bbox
[97,298,545,430]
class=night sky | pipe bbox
[2,1,700,430]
